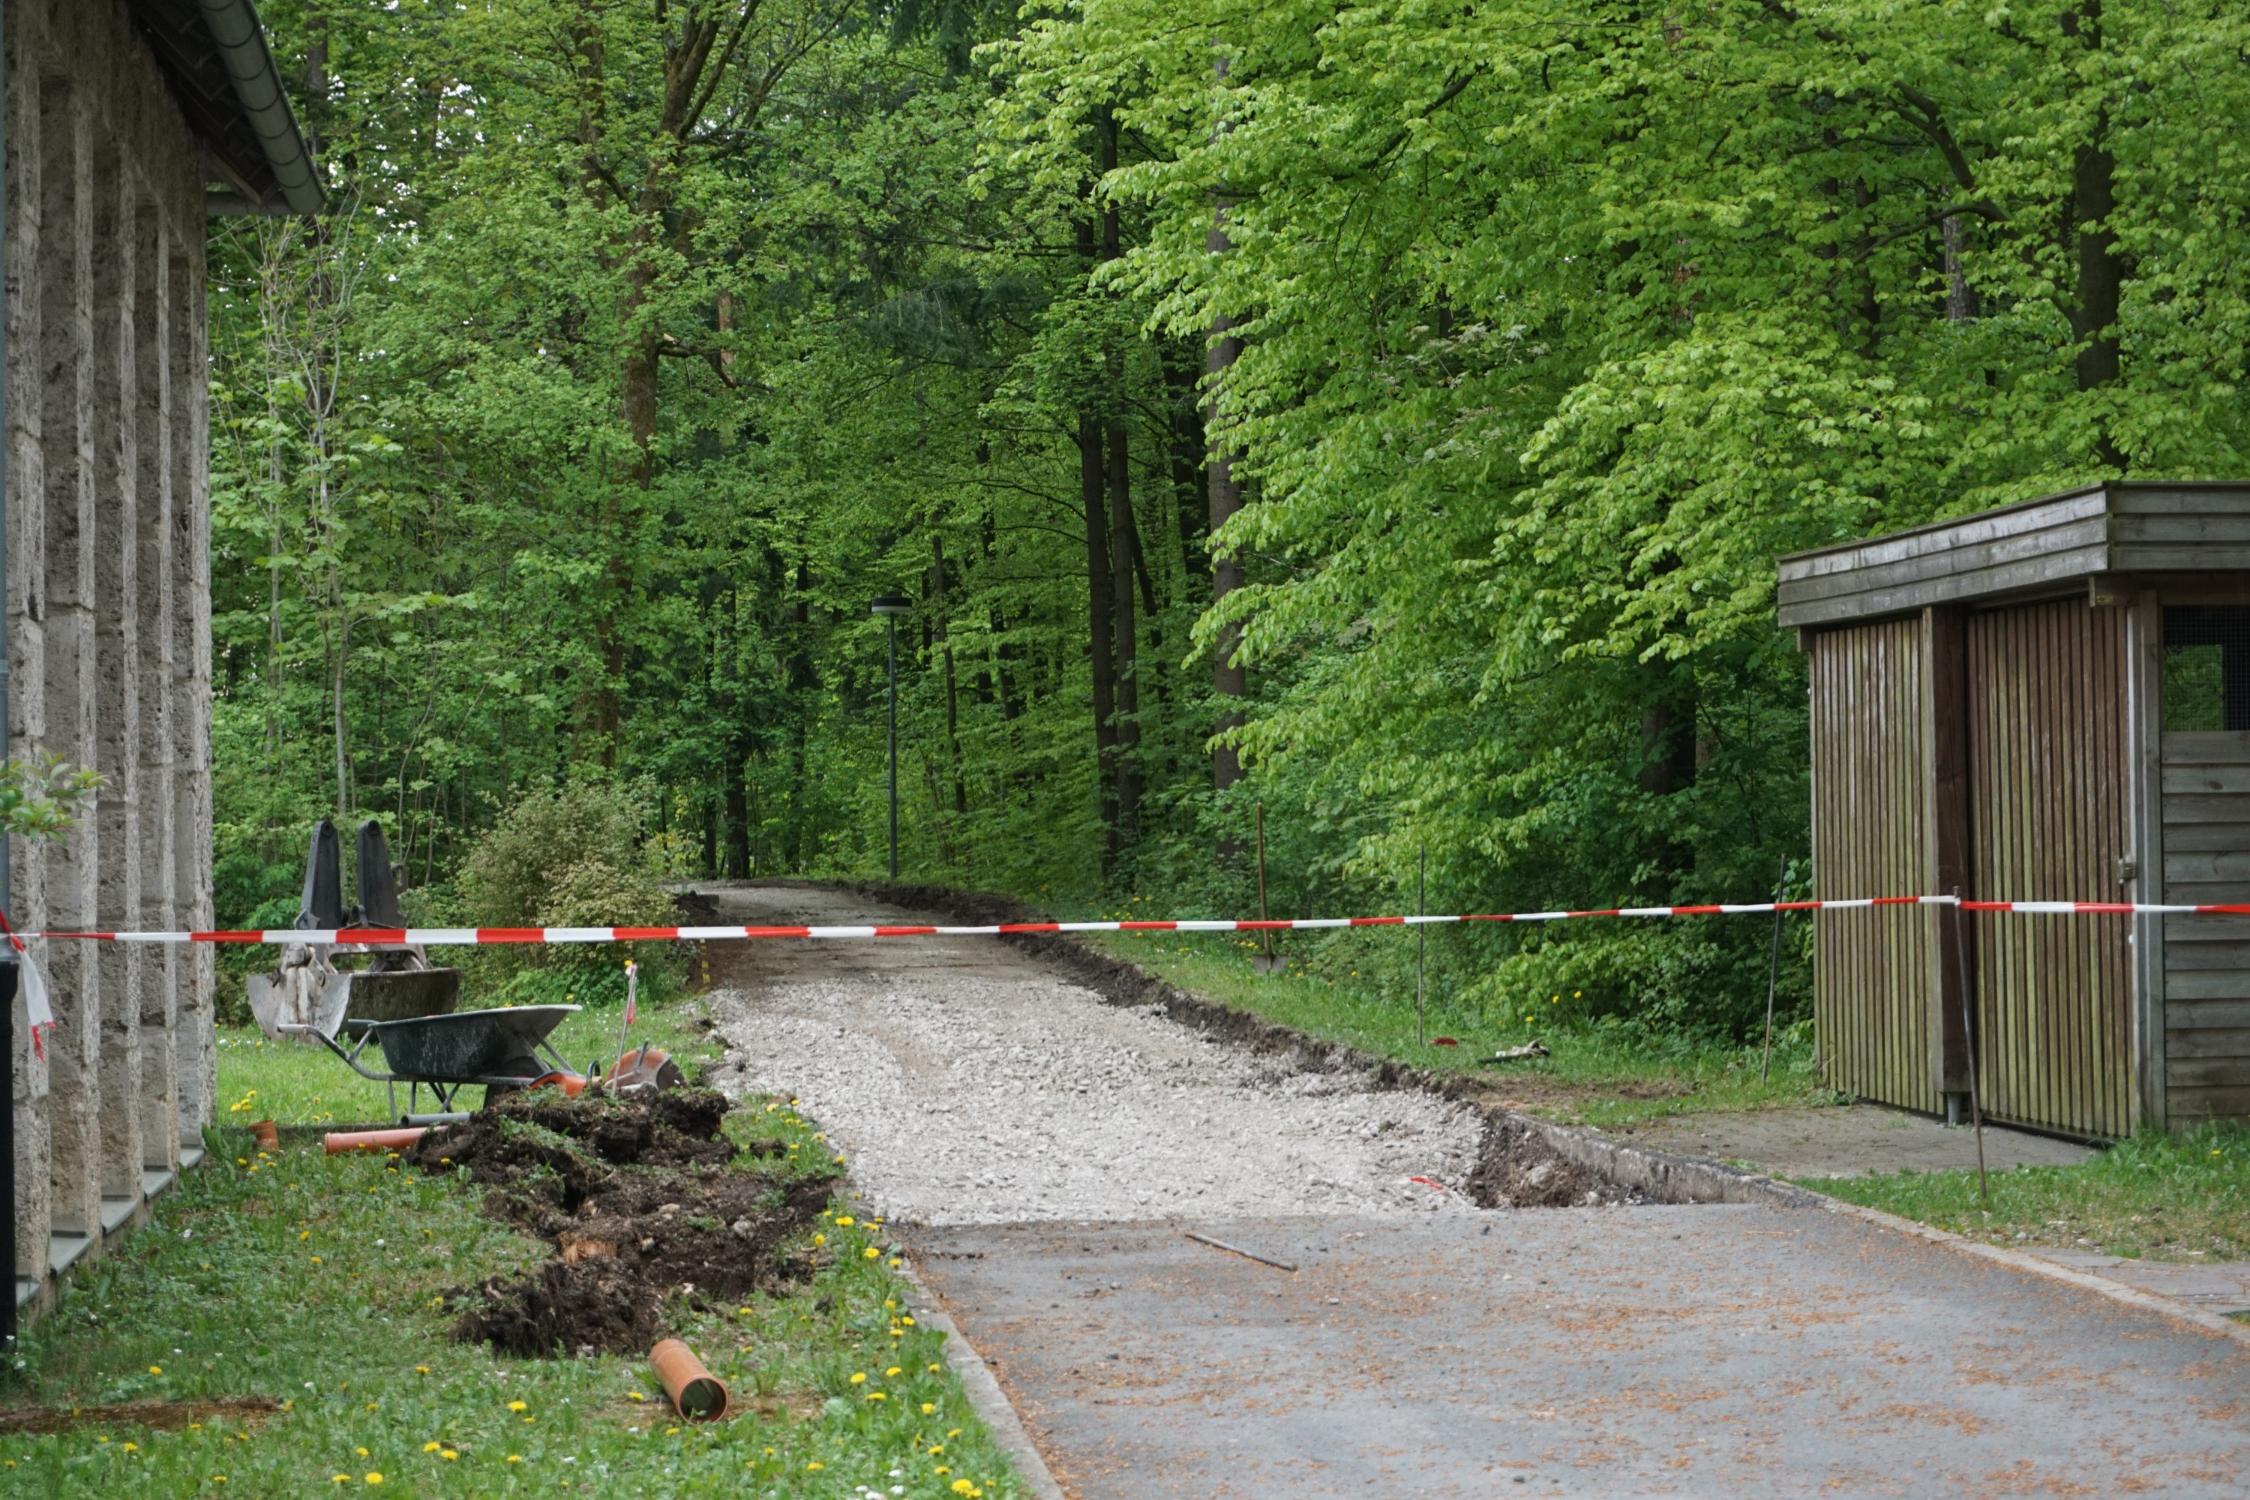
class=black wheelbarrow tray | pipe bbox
[281,1004,583,1120]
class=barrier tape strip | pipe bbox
[16,892,2250,946]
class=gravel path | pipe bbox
[702,884,1482,1226]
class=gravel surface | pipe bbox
[702,884,1482,1227]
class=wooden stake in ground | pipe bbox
[1760,855,1788,1083]
[1254,802,1277,973]
[1416,846,1427,1047]
[1949,889,1989,1203]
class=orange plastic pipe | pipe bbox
[649,1338,728,1421]
[321,1126,426,1155]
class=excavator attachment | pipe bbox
[247,820,461,1042]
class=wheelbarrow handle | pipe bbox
[276,1022,397,1083]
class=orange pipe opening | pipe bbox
[649,1338,728,1421]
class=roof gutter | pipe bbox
[196,0,323,216]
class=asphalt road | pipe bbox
[704,883,2250,1499]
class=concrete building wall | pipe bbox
[7,0,211,1293]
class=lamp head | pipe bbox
[870,595,912,617]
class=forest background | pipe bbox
[211,0,2250,1037]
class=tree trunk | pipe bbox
[1098,110,1142,849]
[1081,409,1120,859]
[2065,1,2124,470]
[1205,60,1247,796]
[932,535,968,820]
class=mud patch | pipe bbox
[411,1088,832,1357]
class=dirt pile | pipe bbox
[1462,1116,1627,1208]
[410,1088,832,1357]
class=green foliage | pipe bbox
[455,778,680,977]
[0,755,102,843]
[215,1,2250,1044]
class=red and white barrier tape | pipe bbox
[13,891,2238,946]
[9,894,2249,949]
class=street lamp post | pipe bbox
[870,595,912,881]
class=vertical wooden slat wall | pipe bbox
[2158,729,2250,1124]
[1966,600,2135,1137]
[1810,618,1937,1113]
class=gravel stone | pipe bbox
[703,885,1483,1226]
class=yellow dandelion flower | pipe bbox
[505,1455,523,1464]
[414,1365,430,1376]
[149,1365,163,1376]
[885,1366,902,1377]
[865,1392,887,1402]
[423,1443,440,1454]
[849,1371,867,1385]
[440,1451,458,1462]
[356,1448,370,1458]
[122,1442,139,1454]
[805,1461,824,1472]
[811,1233,826,1248]
[627,1391,646,1402]
[920,1402,937,1415]
[364,1475,383,1486]
[506,1400,527,1413]
[863,1246,881,1260]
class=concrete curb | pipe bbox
[1813,1194,2250,1348]
[1509,1114,2250,1347]
[831,1176,1069,1500]
[891,1252,1071,1500]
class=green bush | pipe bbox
[456,777,681,980]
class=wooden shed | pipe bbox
[1777,482,2250,1139]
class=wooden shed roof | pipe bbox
[1776,482,2250,630]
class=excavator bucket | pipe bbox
[245,820,460,1041]
[333,821,460,1035]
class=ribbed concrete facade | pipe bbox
[7,0,214,1299]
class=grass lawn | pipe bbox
[1088,929,1831,1130]
[1803,1124,2250,1263]
[1,974,1025,1498]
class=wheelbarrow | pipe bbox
[249,820,461,1042]
[282,1004,584,1121]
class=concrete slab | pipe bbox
[1617,1105,2095,1179]
[2027,1248,2250,1316]
[911,1206,2250,1499]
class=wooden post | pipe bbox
[2125,593,2167,1132]
[1922,606,1974,1107]
[1254,802,1275,971]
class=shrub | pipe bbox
[456,777,680,980]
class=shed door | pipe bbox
[1967,599,2134,1138]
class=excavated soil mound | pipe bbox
[411,1088,832,1357]
[1462,1116,1624,1208]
